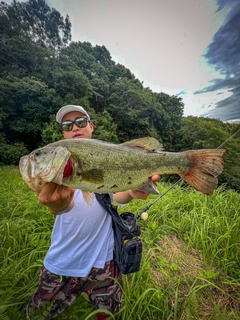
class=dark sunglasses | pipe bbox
[60,117,90,132]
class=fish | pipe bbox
[19,137,226,204]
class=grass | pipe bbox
[0,166,239,319]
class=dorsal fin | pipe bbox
[121,137,164,152]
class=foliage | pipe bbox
[41,114,63,145]
[0,141,28,165]
[91,110,119,143]
[0,75,62,149]
[0,0,71,50]
[173,116,229,150]
[174,117,240,191]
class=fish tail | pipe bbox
[179,149,226,195]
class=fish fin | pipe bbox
[82,169,104,184]
[180,149,226,195]
[82,191,94,206]
[137,180,160,194]
[121,137,164,152]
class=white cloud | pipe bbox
[179,88,234,117]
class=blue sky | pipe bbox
[4,0,240,122]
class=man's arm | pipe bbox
[38,175,161,214]
[114,174,160,204]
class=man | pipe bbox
[27,105,160,320]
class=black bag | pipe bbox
[95,193,143,274]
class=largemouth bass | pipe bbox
[19,137,226,204]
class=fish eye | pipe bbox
[35,150,41,156]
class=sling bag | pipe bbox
[95,193,143,274]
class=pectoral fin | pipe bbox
[137,180,160,195]
[82,169,104,184]
[82,190,94,206]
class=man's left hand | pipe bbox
[114,174,161,204]
[128,174,160,200]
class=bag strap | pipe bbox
[95,193,134,232]
[95,193,122,225]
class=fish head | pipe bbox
[19,146,71,192]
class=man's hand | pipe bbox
[38,182,75,215]
[114,174,161,204]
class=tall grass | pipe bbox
[0,167,239,319]
[132,183,240,278]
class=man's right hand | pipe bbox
[37,182,75,215]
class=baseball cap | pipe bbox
[56,105,90,123]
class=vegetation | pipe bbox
[0,166,239,319]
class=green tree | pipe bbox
[59,41,95,74]
[41,114,63,145]
[174,117,240,191]
[154,92,184,149]
[109,63,134,82]
[0,0,71,50]
[0,35,52,76]
[92,45,112,66]
[53,70,90,99]
[0,142,28,165]
[92,110,118,143]
[107,78,184,144]
[0,76,62,149]
[173,116,228,150]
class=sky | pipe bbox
[4,0,240,122]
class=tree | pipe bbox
[92,45,112,66]
[174,117,240,191]
[0,142,28,165]
[0,35,52,76]
[41,114,63,145]
[59,41,96,73]
[92,110,118,143]
[154,93,184,149]
[0,0,72,76]
[109,63,134,82]
[53,70,90,99]
[173,116,228,150]
[0,76,62,149]
[0,0,71,50]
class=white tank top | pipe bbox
[44,190,114,277]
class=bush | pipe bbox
[0,142,29,165]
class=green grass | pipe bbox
[0,166,239,319]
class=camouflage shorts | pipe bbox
[27,260,122,320]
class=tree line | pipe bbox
[1,0,240,191]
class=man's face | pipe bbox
[61,111,94,139]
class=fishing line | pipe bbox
[216,126,240,149]
[137,126,240,219]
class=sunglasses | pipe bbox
[61,117,90,132]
